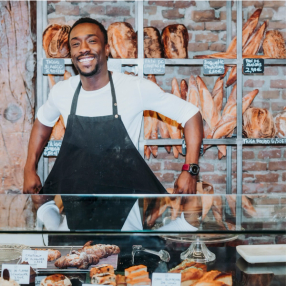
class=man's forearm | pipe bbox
[184,112,203,164]
[25,119,53,171]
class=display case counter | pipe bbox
[0,194,285,285]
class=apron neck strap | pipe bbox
[108,71,118,116]
[70,71,118,116]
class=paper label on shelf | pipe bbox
[1,264,30,284]
[43,59,65,75]
[152,273,181,286]
[203,59,224,75]
[243,138,286,144]
[43,140,62,157]
[108,59,122,73]
[22,250,48,268]
[144,59,165,74]
[243,58,264,74]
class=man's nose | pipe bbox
[79,41,90,53]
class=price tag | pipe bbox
[152,273,181,286]
[203,59,225,75]
[1,264,30,284]
[43,140,62,157]
[43,59,65,75]
[243,138,286,144]
[108,59,122,73]
[22,250,48,268]
[144,59,165,74]
[243,58,264,74]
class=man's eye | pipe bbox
[72,43,79,47]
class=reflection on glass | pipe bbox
[0,194,285,232]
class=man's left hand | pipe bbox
[173,171,197,194]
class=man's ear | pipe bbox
[105,43,110,58]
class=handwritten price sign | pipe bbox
[1,265,30,284]
[22,250,48,268]
[152,273,181,286]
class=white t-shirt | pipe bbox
[37,71,199,148]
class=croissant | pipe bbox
[54,251,99,269]
[35,248,61,262]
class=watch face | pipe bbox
[190,164,200,175]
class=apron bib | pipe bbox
[42,72,167,230]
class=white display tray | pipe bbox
[237,244,286,264]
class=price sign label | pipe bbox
[1,264,30,284]
[43,59,65,75]
[144,59,165,74]
[243,138,286,144]
[22,250,48,268]
[243,58,264,74]
[203,59,225,75]
[43,140,62,157]
[108,59,122,73]
[152,273,181,286]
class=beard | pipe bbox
[74,54,102,77]
[77,62,100,77]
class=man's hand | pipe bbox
[23,119,52,194]
[23,168,42,194]
[173,172,197,194]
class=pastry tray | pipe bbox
[0,246,118,273]
[237,244,286,264]
[236,257,286,275]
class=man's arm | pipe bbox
[24,119,53,194]
[173,111,203,194]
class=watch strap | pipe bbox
[182,164,190,171]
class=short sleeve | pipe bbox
[138,78,199,127]
[36,87,61,127]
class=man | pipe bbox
[24,18,203,230]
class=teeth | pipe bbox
[79,57,94,63]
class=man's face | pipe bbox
[69,23,109,77]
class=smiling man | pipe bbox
[24,18,203,230]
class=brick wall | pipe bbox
[46,0,286,193]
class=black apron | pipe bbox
[42,71,167,230]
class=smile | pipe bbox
[78,57,95,63]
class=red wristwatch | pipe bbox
[182,164,200,176]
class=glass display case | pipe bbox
[0,194,285,285]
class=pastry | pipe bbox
[0,269,19,286]
[40,274,71,286]
[20,262,36,283]
[126,271,148,282]
[125,265,147,276]
[107,22,137,58]
[91,273,116,284]
[34,248,61,262]
[116,274,127,286]
[54,251,99,269]
[90,264,115,277]
[127,278,151,286]
[79,241,120,258]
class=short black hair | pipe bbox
[68,17,108,46]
